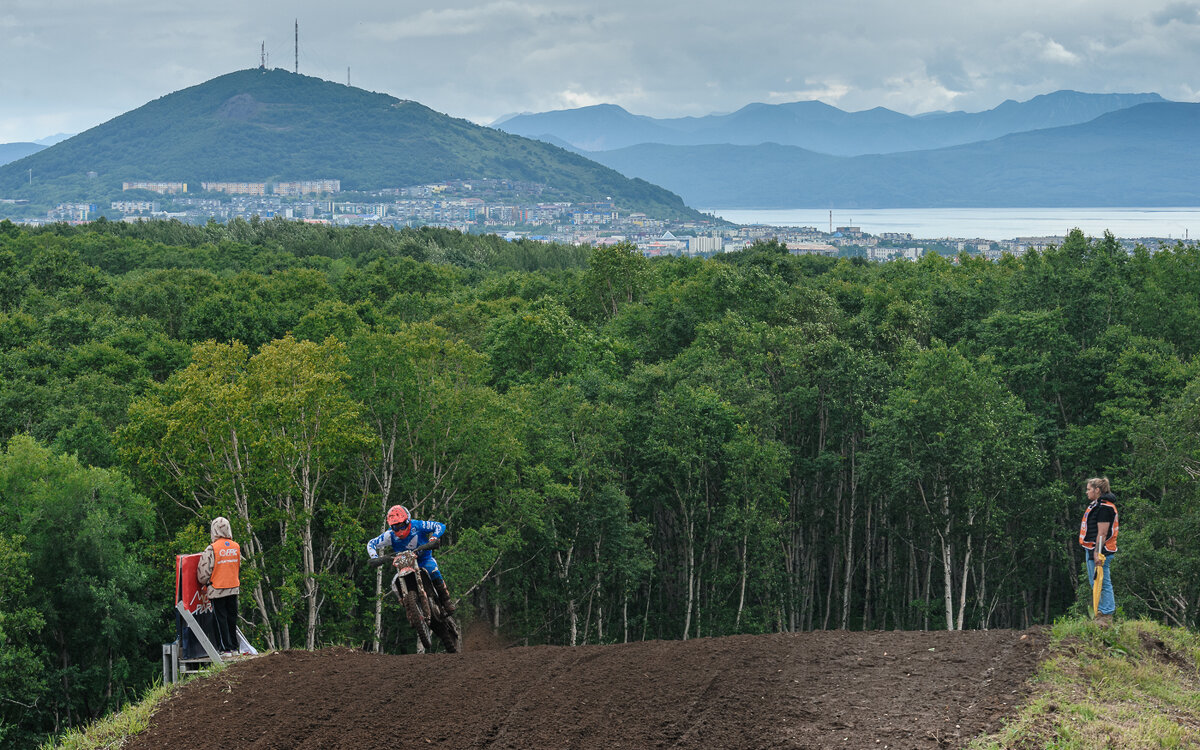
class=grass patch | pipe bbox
[41,662,231,750]
[968,618,1200,749]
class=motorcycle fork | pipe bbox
[394,571,431,614]
[414,572,432,615]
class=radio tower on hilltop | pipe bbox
[294,19,298,73]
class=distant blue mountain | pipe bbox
[495,91,1167,156]
[0,142,46,167]
[33,133,74,146]
[584,102,1200,208]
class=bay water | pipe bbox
[705,207,1200,242]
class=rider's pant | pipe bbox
[419,551,443,582]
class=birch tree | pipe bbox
[870,343,1041,630]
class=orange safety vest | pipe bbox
[1078,500,1119,553]
[210,538,241,589]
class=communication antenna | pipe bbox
[347,66,350,86]
[260,42,266,69]
[294,19,298,73]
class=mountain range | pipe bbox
[583,102,1200,208]
[493,91,1167,156]
[4,76,1196,214]
[0,69,699,219]
[0,142,45,167]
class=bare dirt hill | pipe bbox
[125,627,1046,749]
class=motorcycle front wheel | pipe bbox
[403,590,433,651]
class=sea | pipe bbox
[704,208,1200,243]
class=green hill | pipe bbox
[0,68,699,219]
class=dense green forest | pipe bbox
[1,217,1199,747]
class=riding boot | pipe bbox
[434,578,456,614]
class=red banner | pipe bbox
[175,553,209,613]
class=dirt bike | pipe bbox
[369,551,461,653]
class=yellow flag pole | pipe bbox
[1092,550,1106,618]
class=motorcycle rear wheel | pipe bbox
[403,590,433,652]
[431,614,461,653]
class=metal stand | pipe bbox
[176,601,224,664]
[161,642,224,684]
[161,601,225,684]
[162,643,178,684]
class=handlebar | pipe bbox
[368,538,443,568]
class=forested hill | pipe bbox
[0,68,700,219]
[3,218,1200,747]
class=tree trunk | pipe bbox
[303,514,318,649]
[940,486,954,631]
[682,512,695,641]
[623,585,629,643]
[840,442,858,630]
[955,532,972,630]
[494,570,502,633]
[372,568,384,652]
[735,532,748,630]
[922,554,932,631]
[568,597,578,646]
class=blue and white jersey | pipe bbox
[366,518,447,558]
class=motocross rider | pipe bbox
[367,505,456,614]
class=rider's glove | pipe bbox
[415,536,440,552]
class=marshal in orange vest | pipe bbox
[210,538,241,589]
[1078,500,1119,554]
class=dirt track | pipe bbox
[126,626,1046,749]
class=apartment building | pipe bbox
[123,181,187,194]
[274,179,341,196]
[202,182,267,195]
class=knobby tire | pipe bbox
[432,614,461,653]
[404,590,433,652]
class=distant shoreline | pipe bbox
[705,207,1200,242]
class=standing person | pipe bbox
[198,516,242,654]
[367,505,456,614]
[1078,477,1119,625]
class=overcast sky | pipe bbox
[4,0,1200,142]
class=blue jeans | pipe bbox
[1086,552,1115,615]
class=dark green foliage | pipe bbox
[0,437,160,747]
[1,219,1199,747]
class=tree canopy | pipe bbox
[1,218,1199,747]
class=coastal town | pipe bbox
[16,176,1179,260]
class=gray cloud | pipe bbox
[1153,2,1200,25]
[2,0,1200,141]
[924,49,972,94]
